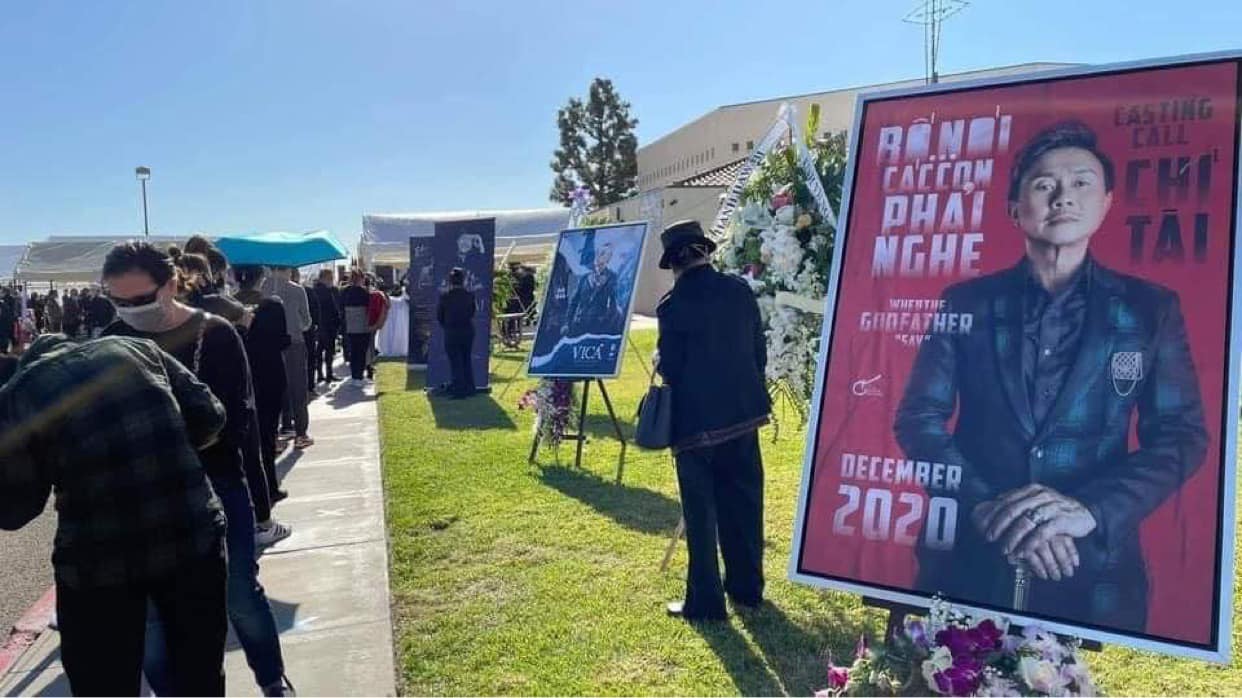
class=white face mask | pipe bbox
[115,300,168,332]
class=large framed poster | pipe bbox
[527,221,649,378]
[407,235,435,366]
[789,52,1242,661]
[427,218,495,389]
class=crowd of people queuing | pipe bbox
[0,237,394,696]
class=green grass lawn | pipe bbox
[377,329,1242,695]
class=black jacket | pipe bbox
[314,282,341,328]
[894,259,1207,631]
[104,312,254,485]
[657,265,770,451]
[437,287,475,334]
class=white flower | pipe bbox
[774,204,796,225]
[1022,625,1067,662]
[1018,656,1070,695]
[740,202,772,228]
[921,646,953,692]
[1060,660,1097,696]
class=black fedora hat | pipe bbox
[658,219,717,269]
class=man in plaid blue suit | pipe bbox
[895,121,1208,631]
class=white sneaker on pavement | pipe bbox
[255,520,293,547]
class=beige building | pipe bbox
[602,62,1073,314]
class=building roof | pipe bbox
[641,62,1076,155]
[672,158,746,188]
[360,208,571,243]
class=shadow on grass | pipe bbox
[537,464,680,535]
[735,603,846,696]
[691,621,785,696]
[690,602,868,696]
[403,367,427,392]
[429,393,516,430]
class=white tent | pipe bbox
[359,208,572,269]
[0,245,26,283]
[14,236,185,283]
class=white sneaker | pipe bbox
[255,521,293,546]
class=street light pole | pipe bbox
[135,166,151,237]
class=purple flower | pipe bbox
[934,626,977,658]
[933,656,983,696]
[828,665,850,690]
[968,619,1003,652]
[936,620,1003,659]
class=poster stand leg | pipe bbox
[527,427,542,465]
[660,515,686,572]
[527,379,629,483]
[594,379,628,483]
[574,380,591,469]
[862,597,925,642]
[497,354,526,401]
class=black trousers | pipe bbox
[346,332,370,379]
[304,329,319,387]
[674,431,765,618]
[242,410,272,522]
[58,550,227,697]
[445,330,475,396]
[318,325,338,378]
[255,369,285,500]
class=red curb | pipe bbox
[0,586,56,676]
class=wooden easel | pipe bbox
[528,378,629,483]
[860,596,1103,652]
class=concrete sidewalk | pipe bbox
[0,378,395,697]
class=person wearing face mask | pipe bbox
[100,241,295,697]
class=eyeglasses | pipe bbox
[106,289,160,308]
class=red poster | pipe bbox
[790,55,1242,661]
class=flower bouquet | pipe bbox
[819,598,1098,697]
[717,109,846,404]
[518,378,577,448]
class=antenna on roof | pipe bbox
[903,0,969,85]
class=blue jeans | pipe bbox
[146,475,285,691]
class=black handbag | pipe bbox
[634,371,672,450]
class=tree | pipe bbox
[549,78,639,207]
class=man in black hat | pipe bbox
[437,267,477,399]
[656,219,771,620]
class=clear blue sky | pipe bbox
[1,0,1239,248]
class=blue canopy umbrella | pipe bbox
[214,230,349,267]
